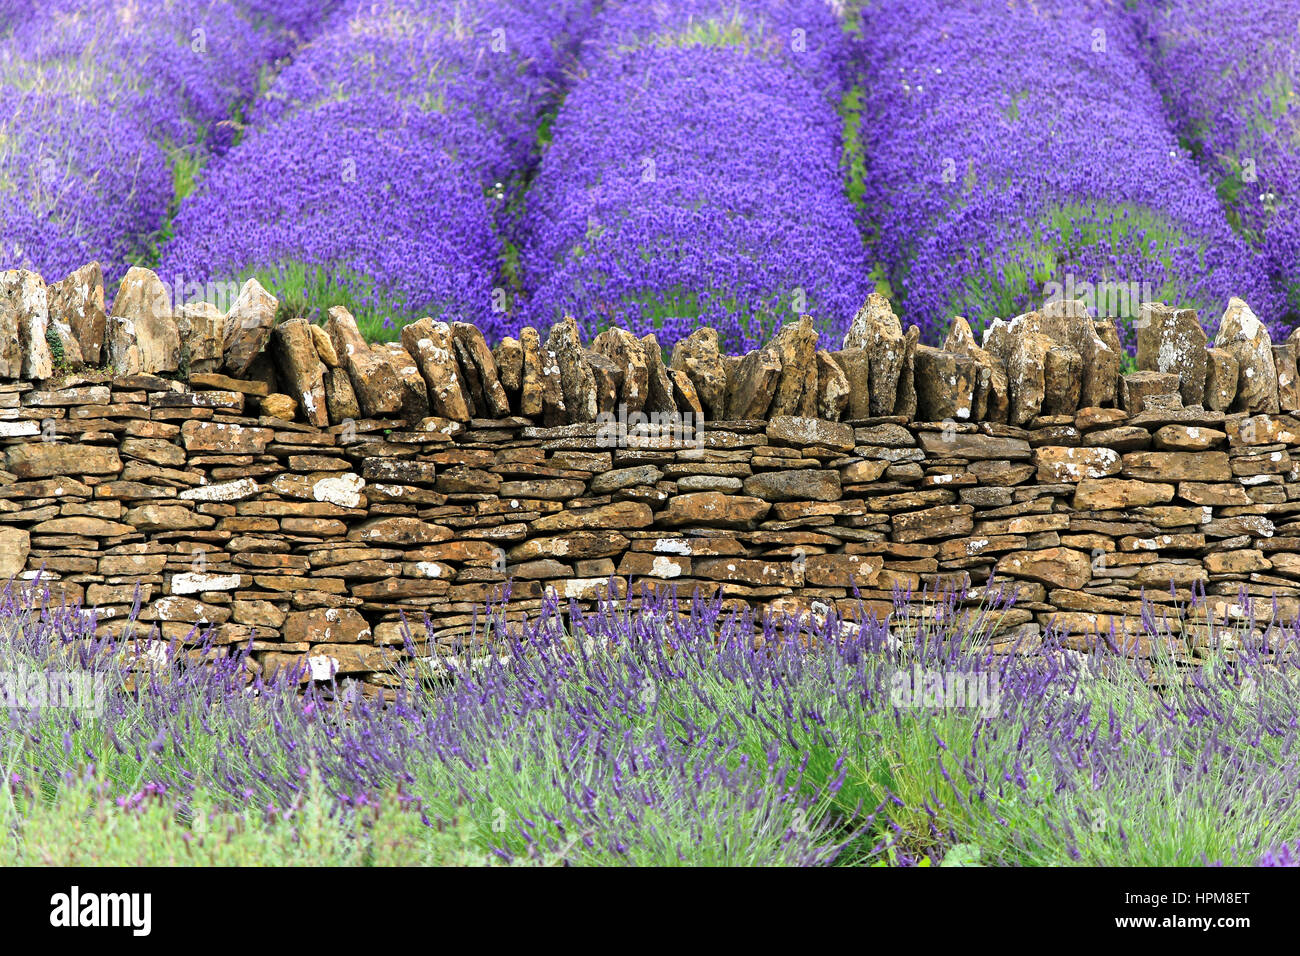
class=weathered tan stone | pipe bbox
[592,326,650,415]
[913,345,977,422]
[402,318,470,422]
[1137,303,1207,407]
[493,336,523,404]
[545,316,598,423]
[271,317,329,427]
[323,366,361,424]
[842,293,904,415]
[1122,370,1182,413]
[996,547,1091,590]
[174,301,223,374]
[944,316,1009,422]
[221,277,276,378]
[1273,342,1300,412]
[726,346,782,420]
[1214,297,1279,414]
[1073,478,1175,509]
[1042,346,1082,416]
[327,306,403,418]
[518,326,545,418]
[107,267,180,376]
[742,469,841,502]
[768,316,819,417]
[180,420,273,454]
[670,327,728,420]
[815,351,850,422]
[374,342,430,421]
[830,348,871,420]
[451,322,510,418]
[1203,347,1239,411]
[6,443,121,479]
[1006,328,1051,425]
[768,416,854,452]
[1040,299,1120,408]
[1034,446,1122,482]
[658,493,770,530]
[0,527,30,578]
[48,261,106,366]
[1122,451,1231,482]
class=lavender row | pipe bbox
[516,0,868,353]
[0,1,331,290]
[161,0,595,341]
[854,0,1285,350]
[1136,0,1300,335]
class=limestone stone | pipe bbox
[0,527,30,578]
[1137,303,1207,407]
[829,347,871,420]
[1040,299,1120,408]
[327,306,403,418]
[493,336,523,403]
[452,322,511,418]
[592,326,650,414]
[638,332,677,414]
[174,301,224,374]
[996,547,1091,590]
[0,270,53,379]
[1214,297,1279,414]
[309,323,340,367]
[669,327,728,420]
[658,492,770,530]
[943,316,1009,422]
[271,317,329,427]
[6,443,121,478]
[518,326,545,418]
[375,342,430,422]
[402,318,469,422]
[913,345,977,422]
[842,293,905,415]
[814,351,850,422]
[587,350,623,415]
[324,366,361,424]
[545,316,598,423]
[1273,342,1300,411]
[221,277,276,377]
[726,346,781,420]
[768,315,819,417]
[1202,348,1239,411]
[1042,346,1082,416]
[1122,371,1181,413]
[107,267,180,376]
[1073,478,1175,509]
[1006,329,1052,425]
[742,469,841,502]
[47,261,106,366]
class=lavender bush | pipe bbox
[161,0,594,341]
[854,0,1286,348]
[1137,0,1300,336]
[0,1,333,290]
[517,0,867,353]
[3,576,1299,866]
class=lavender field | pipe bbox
[1,0,1300,873]
[5,581,1300,867]
[2,0,1295,349]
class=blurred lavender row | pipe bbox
[0,0,335,289]
[855,0,1286,351]
[1137,0,1300,336]
[160,0,596,338]
[515,0,868,352]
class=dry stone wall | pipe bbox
[2,262,1300,692]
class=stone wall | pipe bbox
[2,262,1299,691]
